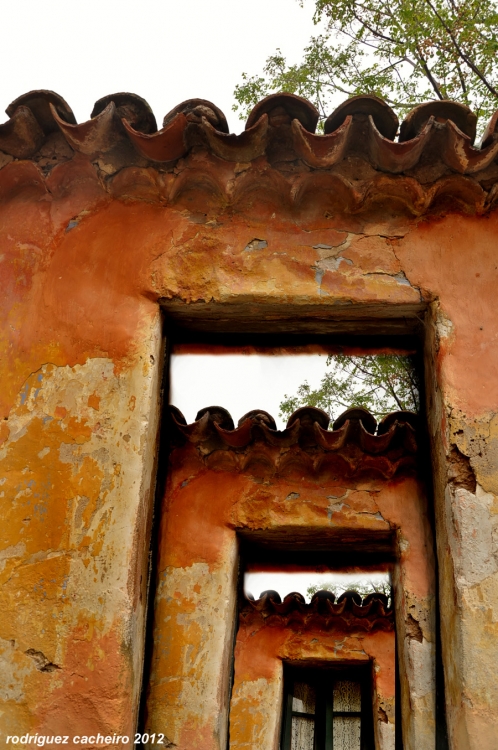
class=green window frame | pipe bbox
[281,664,374,750]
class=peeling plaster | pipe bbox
[2,153,498,748]
[0,318,162,744]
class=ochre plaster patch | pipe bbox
[0,315,162,744]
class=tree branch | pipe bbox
[423,0,498,97]
[456,61,468,95]
[349,10,399,46]
[415,46,445,98]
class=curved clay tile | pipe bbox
[91,92,157,134]
[366,116,435,174]
[292,113,438,174]
[122,112,188,162]
[310,590,336,604]
[214,418,253,448]
[245,92,319,133]
[363,592,390,609]
[240,448,277,474]
[337,590,363,606]
[291,116,352,168]
[243,590,393,623]
[278,592,309,615]
[3,91,495,215]
[350,598,388,618]
[400,423,418,454]
[169,166,228,207]
[163,98,229,133]
[195,405,235,431]
[440,119,498,174]
[377,411,418,435]
[6,90,76,134]
[50,102,119,156]
[200,113,269,162]
[231,167,292,212]
[0,106,44,159]
[342,414,418,454]
[427,174,485,212]
[480,108,498,148]
[399,100,477,143]
[359,422,400,454]
[287,406,330,430]
[259,419,301,448]
[291,172,358,215]
[333,407,377,434]
[277,449,316,476]
[324,95,399,140]
[313,421,349,451]
[238,410,277,430]
[171,408,211,442]
[170,405,187,425]
[284,591,307,604]
[167,405,419,481]
[360,174,428,215]
[314,451,357,479]
[254,590,282,605]
[359,423,399,454]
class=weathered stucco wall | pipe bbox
[1,99,498,748]
[1,163,165,744]
[146,434,434,750]
[0,334,163,742]
[229,620,395,750]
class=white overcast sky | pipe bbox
[2,0,322,131]
[170,354,330,428]
[244,571,390,601]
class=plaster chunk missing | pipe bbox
[435,307,454,341]
[378,706,389,723]
[244,238,268,251]
[448,445,477,492]
[312,233,353,257]
[393,272,411,286]
[25,648,61,672]
[317,256,354,272]
[405,614,424,643]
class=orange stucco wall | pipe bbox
[229,620,395,750]
[1,147,498,750]
[145,437,434,750]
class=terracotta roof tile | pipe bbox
[168,405,418,479]
[3,89,498,215]
[240,589,393,630]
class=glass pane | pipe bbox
[333,680,361,712]
[292,681,316,714]
[291,716,315,750]
[333,716,361,750]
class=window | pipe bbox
[281,666,373,750]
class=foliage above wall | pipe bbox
[279,355,420,422]
[234,0,498,127]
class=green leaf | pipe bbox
[234,0,498,128]
[279,355,420,423]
